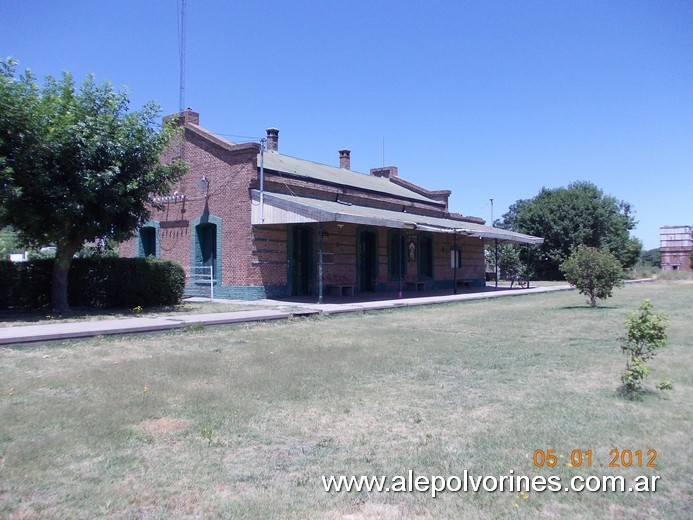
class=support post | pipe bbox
[398,233,404,298]
[259,139,265,223]
[494,238,499,289]
[318,222,324,304]
[453,232,458,295]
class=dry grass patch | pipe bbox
[136,417,192,439]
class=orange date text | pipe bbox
[532,449,657,468]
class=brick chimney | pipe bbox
[370,166,398,178]
[163,108,199,126]
[339,149,351,169]
[180,108,199,125]
[266,128,279,151]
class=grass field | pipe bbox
[1,282,691,519]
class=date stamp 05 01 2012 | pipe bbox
[532,449,657,469]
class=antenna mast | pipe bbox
[178,0,186,114]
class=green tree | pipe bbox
[499,181,641,279]
[0,59,185,312]
[0,226,20,259]
[640,248,660,267]
[620,300,668,395]
[496,243,532,286]
[560,245,625,307]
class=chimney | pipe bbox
[370,166,398,178]
[266,128,279,151]
[181,108,199,125]
[163,107,199,126]
[339,149,351,170]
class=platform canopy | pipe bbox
[251,190,543,245]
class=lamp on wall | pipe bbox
[408,239,416,262]
[196,176,209,190]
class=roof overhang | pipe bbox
[251,190,544,245]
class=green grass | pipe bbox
[1,282,691,519]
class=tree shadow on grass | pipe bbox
[561,305,618,310]
[616,385,658,401]
[0,308,121,324]
[0,305,184,325]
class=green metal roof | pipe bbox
[259,151,441,205]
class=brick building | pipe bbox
[120,110,543,300]
[660,226,692,272]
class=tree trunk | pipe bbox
[51,242,80,314]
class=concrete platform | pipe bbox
[0,285,579,346]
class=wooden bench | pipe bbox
[327,284,355,296]
[456,279,474,289]
[405,281,428,292]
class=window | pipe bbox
[140,227,157,257]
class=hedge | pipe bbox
[0,257,186,310]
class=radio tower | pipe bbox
[178,0,186,115]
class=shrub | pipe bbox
[0,259,53,309]
[560,246,625,307]
[0,257,185,310]
[619,300,668,395]
[655,378,674,391]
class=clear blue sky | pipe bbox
[2,0,691,249]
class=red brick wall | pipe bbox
[251,225,288,286]
[312,224,485,289]
[260,175,450,218]
[122,127,261,287]
[661,249,692,271]
[122,122,487,298]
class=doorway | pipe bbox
[197,223,217,268]
[291,226,313,296]
[359,231,378,292]
[418,235,433,278]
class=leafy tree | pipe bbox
[75,238,120,258]
[640,248,660,267]
[497,243,532,286]
[619,300,668,395]
[499,181,641,279]
[0,226,20,259]
[560,245,625,307]
[0,58,185,312]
